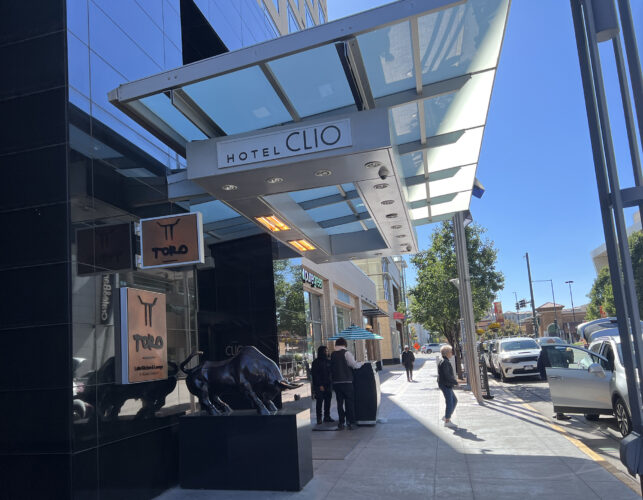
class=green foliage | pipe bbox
[586,231,643,320]
[274,260,307,339]
[409,221,504,371]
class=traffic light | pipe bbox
[515,302,520,310]
[519,299,527,308]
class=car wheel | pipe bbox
[614,397,632,437]
[584,414,600,421]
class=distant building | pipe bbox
[591,212,641,272]
[528,302,588,340]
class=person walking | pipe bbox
[437,344,458,428]
[402,345,415,382]
[311,345,335,425]
[330,337,362,430]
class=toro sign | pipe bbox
[140,213,204,269]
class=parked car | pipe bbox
[422,343,441,354]
[546,336,632,437]
[490,337,541,381]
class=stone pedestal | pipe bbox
[179,408,312,491]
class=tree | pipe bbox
[409,221,504,376]
[586,231,642,321]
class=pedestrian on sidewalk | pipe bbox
[311,345,334,425]
[402,345,415,382]
[437,344,458,428]
[330,337,362,430]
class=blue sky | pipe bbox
[328,0,643,313]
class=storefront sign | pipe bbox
[140,212,204,269]
[117,287,168,384]
[393,312,405,320]
[302,269,323,289]
[99,274,115,325]
[217,119,352,168]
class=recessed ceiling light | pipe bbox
[385,213,399,219]
[374,183,389,190]
[314,169,332,177]
[364,161,384,169]
[396,234,407,238]
[221,184,238,191]
[381,200,395,205]
[266,176,283,184]
[391,224,402,229]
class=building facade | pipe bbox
[0,1,326,498]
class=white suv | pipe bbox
[491,337,541,381]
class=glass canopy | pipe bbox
[109,0,511,252]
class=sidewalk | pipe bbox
[155,357,640,499]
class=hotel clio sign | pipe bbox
[117,287,167,384]
[216,119,352,168]
[140,212,204,269]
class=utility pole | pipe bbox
[566,280,577,342]
[525,253,539,337]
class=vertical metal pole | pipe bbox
[570,0,642,433]
[616,0,643,149]
[525,253,539,336]
[567,281,577,340]
[453,212,483,403]
[514,291,522,333]
[549,280,560,334]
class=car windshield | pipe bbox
[501,340,539,351]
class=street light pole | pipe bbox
[524,253,539,337]
[513,291,522,333]
[566,280,577,341]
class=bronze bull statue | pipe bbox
[180,346,301,416]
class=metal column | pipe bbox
[453,212,483,403]
[570,0,643,478]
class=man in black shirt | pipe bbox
[311,345,334,425]
[402,345,415,381]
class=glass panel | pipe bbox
[288,185,339,203]
[430,190,470,216]
[326,222,367,235]
[305,4,314,27]
[190,199,243,222]
[399,151,424,178]
[273,0,279,12]
[418,0,509,86]
[337,288,351,303]
[390,102,420,145]
[425,70,495,137]
[425,126,484,173]
[182,66,292,134]
[140,94,207,142]
[410,206,429,220]
[358,21,414,98]
[267,44,354,117]
[307,202,353,222]
[428,163,476,197]
[318,3,325,24]
[548,346,600,370]
[407,183,427,203]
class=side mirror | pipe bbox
[588,363,605,378]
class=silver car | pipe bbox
[546,339,632,437]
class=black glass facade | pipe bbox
[0,0,322,497]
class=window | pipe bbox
[548,346,601,370]
[335,306,351,333]
[318,3,326,24]
[287,5,299,32]
[500,339,539,351]
[305,4,314,28]
[337,288,351,304]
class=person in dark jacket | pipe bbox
[311,345,334,425]
[402,345,415,382]
[437,344,458,428]
[330,337,362,430]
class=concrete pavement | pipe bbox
[155,356,641,499]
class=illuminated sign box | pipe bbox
[140,212,204,269]
[116,287,168,384]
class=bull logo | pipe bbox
[138,296,158,327]
[156,218,180,240]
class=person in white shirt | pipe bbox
[330,337,362,430]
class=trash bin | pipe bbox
[353,362,381,425]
